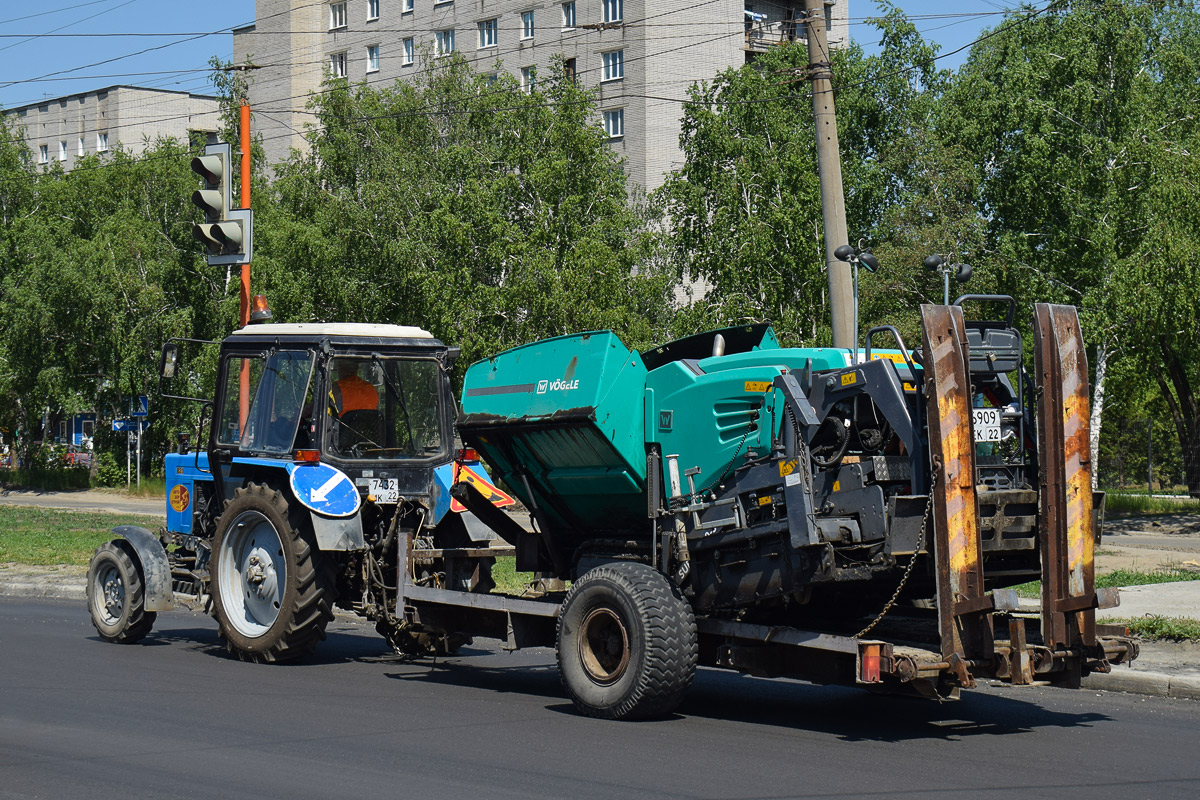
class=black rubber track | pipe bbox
[87,540,157,644]
[210,484,335,664]
[556,561,698,720]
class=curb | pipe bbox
[0,576,86,602]
[1083,668,1200,700]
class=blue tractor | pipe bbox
[86,321,496,662]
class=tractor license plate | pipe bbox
[368,478,400,504]
[972,408,1001,442]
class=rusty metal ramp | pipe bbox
[920,304,993,688]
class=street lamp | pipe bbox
[834,244,879,357]
[923,254,972,304]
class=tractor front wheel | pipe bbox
[87,540,156,644]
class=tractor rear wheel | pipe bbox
[210,484,334,663]
[87,540,156,644]
[556,561,697,720]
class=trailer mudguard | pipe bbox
[111,525,173,612]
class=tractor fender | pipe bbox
[110,525,173,612]
[309,511,366,551]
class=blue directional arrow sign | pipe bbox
[286,462,360,518]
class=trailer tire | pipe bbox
[210,483,334,664]
[556,561,697,720]
[87,540,157,644]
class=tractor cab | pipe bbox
[209,323,456,489]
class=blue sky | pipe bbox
[0,0,1021,111]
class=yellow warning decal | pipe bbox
[169,484,190,513]
[744,380,772,393]
[450,464,516,513]
[903,382,915,392]
[832,480,841,492]
[757,496,772,507]
[779,459,797,477]
[841,372,857,386]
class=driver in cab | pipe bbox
[331,360,378,415]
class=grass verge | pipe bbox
[0,505,162,566]
[1114,616,1200,641]
[1013,566,1200,599]
[1105,492,1200,515]
[492,556,536,595]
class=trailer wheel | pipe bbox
[87,540,156,644]
[211,484,334,664]
[556,561,697,720]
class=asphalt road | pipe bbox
[2,599,1198,800]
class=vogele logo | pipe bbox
[536,378,579,394]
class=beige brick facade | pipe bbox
[234,0,848,191]
[6,86,219,172]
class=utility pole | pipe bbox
[803,0,854,350]
[238,99,252,432]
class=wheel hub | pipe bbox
[102,573,124,617]
[243,548,278,600]
[579,607,631,685]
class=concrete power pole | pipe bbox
[804,0,854,350]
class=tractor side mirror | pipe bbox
[160,342,179,379]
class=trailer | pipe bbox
[88,301,1137,720]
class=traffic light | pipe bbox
[190,142,252,266]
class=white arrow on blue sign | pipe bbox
[286,462,361,518]
[112,418,149,432]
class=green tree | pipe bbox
[947,0,1200,492]
[254,55,675,370]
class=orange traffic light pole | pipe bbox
[238,100,252,432]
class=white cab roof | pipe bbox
[230,323,434,339]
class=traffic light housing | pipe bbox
[190,142,252,265]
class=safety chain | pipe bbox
[672,416,757,509]
[854,465,939,639]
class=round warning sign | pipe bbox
[169,484,191,513]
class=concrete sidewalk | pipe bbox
[3,562,1196,701]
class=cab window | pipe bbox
[325,356,444,460]
[217,350,315,454]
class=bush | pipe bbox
[93,451,126,488]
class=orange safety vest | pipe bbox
[333,374,378,414]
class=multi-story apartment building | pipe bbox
[5,86,219,172]
[234,0,848,191]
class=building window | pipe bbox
[367,44,380,72]
[38,144,48,164]
[58,141,68,161]
[562,1,576,28]
[77,137,85,156]
[402,37,414,65]
[603,108,624,139]
[602,49,624,81]
[97,132,109,152]
[603,0,622,23]
[521,10,535,39]
[402,0,413,11]
[330,51,348,78]
[564,57,576,82]
[329,1,347,29]
[368,0,380,20]
[520,66,535,93]
[484,72,499,85]
[435,29,455,57]
[478,19,498,48]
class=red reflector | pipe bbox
[860,644,882,683]
[294,449,321,464]
[457,448,479,462]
